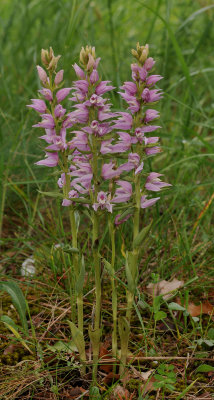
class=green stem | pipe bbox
[108,217,117,359]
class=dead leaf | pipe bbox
[146,278,184,299]
[141,376,157,395]
[110,385,130,400]
[188,301,214,317]
[103,372,120,385]
[130,366,154,381]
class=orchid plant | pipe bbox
[27,43,171,379]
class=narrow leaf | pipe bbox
[133,220,153,248]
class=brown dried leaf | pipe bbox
[146,278,184,299]
[141,376,157,395]
[110,385,130,400]
[130,366,154,381]
[187,301,214,317]
[103,372,120,385]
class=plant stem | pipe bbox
[108,217,117,359]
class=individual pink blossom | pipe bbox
[113,112,133,130]
[141,195,160,208]
[54,69,64,85]
[120,82,137,96]
[90,69,99,83]
[144,57,155,71]
[93,191,113,213]
[145,173,171,192]
[73,63,85,78]
[145,147,161,156]
[146,75,163,86]
[56,88,72,103]
[38,88,53,101]
[95,81,115,95]
[35,152,59,167]
[62,199,72,207]
[37,65,47,84]
[27,99,47,113]
[142,88,163,103]
[115,213,132,225]
[54,104,66,118]
[102,161,120,180]
[112,180,132,203]
[144,109,160,123]
[33,114,55,129]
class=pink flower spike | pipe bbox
[73,63,85,78]
[56,88,72,103]
[36,66,47,84]
[54,70,64,85]
[141,195,160,208]
[27,99,47,113]
[35,152,59,167]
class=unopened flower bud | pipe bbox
[41,49,49,66]
[36,65,47,84]
[47,55,61,71]
[54,69,64,85]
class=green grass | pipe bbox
[0,0,214,399]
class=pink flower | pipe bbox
[35,152,59,167]
[90,69,99,83]
[73,63,85,78]
[93,191,113,213]
[54,70,64,85]
[54,104,66,118]
[115,213,132,225]
[112,180,132,203]
[113,113,133,130]
[145,173,171,192]
[141,195,160,208]
[102,161,120,180]
[144,109,160,123]
[144,57,155,71]
[38,88,53,102]
[96,81,115,95]
[145,147,161,156]
[142,88,163,103]
[33,114,55,129]
[56,88,72,103]
[36,66,47,84]
[27,99,47,113]
[120,82,137,95]
[146,75,163,86]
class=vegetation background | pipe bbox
[0,0,213,398]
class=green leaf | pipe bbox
[67,321,86,363]
[103,258,113,277]
[38,191,64,198]
[168,302,186,311]
[1,315,32,354]
[196,364,214,373]
[207,328,214,340]
[89,386,101,399]
[117,207,134,221]
[153,295,162,313]
[46,340,78,353]
[133,220,153,248]
[75,256,85,295]
[60,245,79,254]
[125,257,135,293]
[0,280,28,334]
[154,311,167,321]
